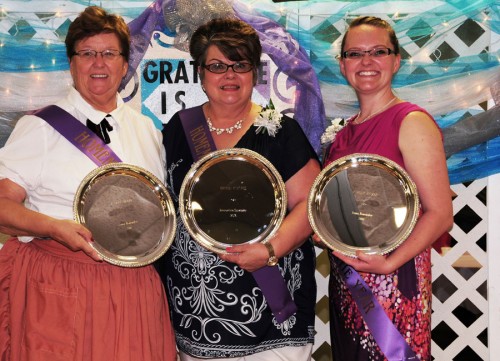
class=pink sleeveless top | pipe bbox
[325,102,436,361]
[326,102,435,169]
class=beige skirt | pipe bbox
[0,238,177,361]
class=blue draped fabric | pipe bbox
[0,0,498,184]
[124,0,326,154]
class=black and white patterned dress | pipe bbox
[156,106,317,358]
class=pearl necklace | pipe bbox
[206,117,244,135]
[354,96,398,125]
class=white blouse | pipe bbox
[0,88,166,242]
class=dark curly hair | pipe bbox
[189,18,262,84]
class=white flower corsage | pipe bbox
[254,99,283,137]
[320,117,346,145]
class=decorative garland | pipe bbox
[0,0,498,184]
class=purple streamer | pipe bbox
[122,0,165,89]
[233,2,326,154]
[123,0,326,154]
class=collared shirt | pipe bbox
[0,87,166,242]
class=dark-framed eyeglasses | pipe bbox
[203,62,254,74]
[342,47,396,59]
[72,49,124,61]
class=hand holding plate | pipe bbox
[308,153,419,257]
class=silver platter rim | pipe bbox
[73,162,176,267]
[179,148,287,254]
[307,153,420,257]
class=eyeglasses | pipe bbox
[203,62,254,74]
[342,47,396,59]
[72,49,124,61]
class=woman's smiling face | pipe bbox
[339,24,401,96]
[69,32,128,112]
[200,45,255,108]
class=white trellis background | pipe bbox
[0,1,498,360]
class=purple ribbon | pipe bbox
[123,0,326,155]
[32,105,122,166]
[179,106,297,324]
[338,261,418,361]
[252,266,297,323]
[122,0,165,90]
[178,106,216,161]
[233,2,326,154]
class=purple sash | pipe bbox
[178,107,217,160]
[338,260,418,360]
[32,105,122,165]
[179,106,297,324]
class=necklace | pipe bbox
[206,104,253,135]
[206,117,244,135]
[354,96,398,125]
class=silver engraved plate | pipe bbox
[308,153,419,257]
[74,163,176,267]
[180,148,287,254]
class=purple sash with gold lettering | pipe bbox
[179,106,298,324]
[32,105,121,165]
[338,260,418,360]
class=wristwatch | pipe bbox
[263,241,279,266]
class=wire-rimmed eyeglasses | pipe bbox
[72,49,124,61]
[203,62,254,74]
[342,47,396,59]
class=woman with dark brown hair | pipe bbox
[157,17,320,360]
